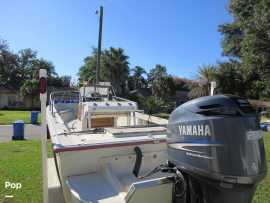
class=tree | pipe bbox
[77,48,99,84]
[101,47,130,94]
[0,38,8,51]
[1,37,70,93]
[215,60,245,96]
[17,49,37,83]
[127,76,135,91]
[59,76,72,87]
[77,56,97,83]
[0,39,19,87]
[20,79,39,109]
[32,58,57,79]
[261,80,270,99]
[31,58,69,88]
[0,38,58,87]
[152,75,175,101]
[130,66,147,89]
[147,64,167,86]
[172,77,190,91]
[219,0,270,99]
[141,96,165,124]
[77,47,130,94]
[48,75,71,87]
[188,65,216,99]
[148,64,175,111]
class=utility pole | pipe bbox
[96,6,103,83]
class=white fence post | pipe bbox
[210,81,217,96]
[40,69,48,203]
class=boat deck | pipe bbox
[66,170,173,203]
[47,107,167,151]
[51,126,167,152]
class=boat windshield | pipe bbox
[80,84,115,100]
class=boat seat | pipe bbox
[66,173,125,203]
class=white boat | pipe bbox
[46,82,172,203]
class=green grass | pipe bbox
[0,111,41,125]
[253,132,270,203]
[0,140,53,203]
[0,133,269,202]
[153,112,170,119]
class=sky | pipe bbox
[0,0,232,81]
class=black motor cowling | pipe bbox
[167,95,267,203]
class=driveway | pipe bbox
[0,124,41,142]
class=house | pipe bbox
[0,85,73,110]
[0,85,41,110]
[0,86,24,109]
[248,99,270,112]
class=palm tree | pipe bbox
[131,66,147,89]
[141,96,164,124]
[188,65,217,99]
[101,47,129,94]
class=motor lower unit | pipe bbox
[167,95,267,203]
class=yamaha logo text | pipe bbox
[179,125,211,136]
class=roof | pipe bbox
[248,99,270,108]
[122,88,152,99]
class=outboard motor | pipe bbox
[167,95,267,203]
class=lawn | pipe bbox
[253,132,270,203]
[0,111,41,125]
[0,140,53,203]
[153,112,170,119]
[0,133,269,203]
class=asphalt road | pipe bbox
[0,124,41,142]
